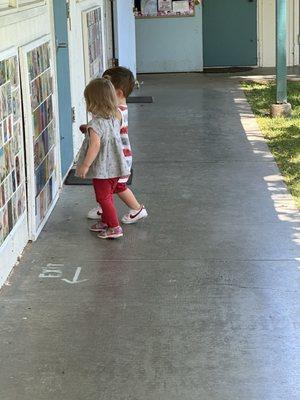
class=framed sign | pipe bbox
[19,36,60,240]
[0,47,27,248]
[173,0,190,12]
[141,0,158,15]
[158,0,172,12]
[82,6,105,84]
[135,0,195,17]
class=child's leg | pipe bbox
[93,179,120,228]
[118,188,141,210]
[86,185,103,220]
[114,183,148,224]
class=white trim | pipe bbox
[62,161,74,182]
[257,0,263,67]
[19,35,62,241]
[292,0,299,65]
[103,0,114,66]
[0,43,16,60]
[47,0,63,191]
[0,213,28,288]
[34,191,59,238]
[0,47,29,286]
[288,0,293,66]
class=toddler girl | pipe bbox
[76,78,130,239]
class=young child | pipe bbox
[82,67,148,228]
[76,78,130,239]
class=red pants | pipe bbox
[114,182,127,194]
[93,178,120,228]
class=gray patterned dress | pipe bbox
[76,116,130,179]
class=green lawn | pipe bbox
[242,81,300,209]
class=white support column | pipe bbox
[113,0,137,76]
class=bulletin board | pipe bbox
[82,6,105,84]
[20,36,60,240]
[0,47,27,248]
[134,0,195,18]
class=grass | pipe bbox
[242,81,300,209]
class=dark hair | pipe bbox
[102,66,135,98]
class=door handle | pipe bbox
[56,40,68,50]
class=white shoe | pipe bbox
[121,205,148,224]
[87,206,102,220]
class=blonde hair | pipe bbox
[84,77,118,119]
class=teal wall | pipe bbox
[135,6,203,73]
[203,0,257,67]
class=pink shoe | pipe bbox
[89,221,108,232]
[97,226,123,239]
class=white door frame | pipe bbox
[290,0,300,65]
[257,0,299,67]
[68,0,109,157]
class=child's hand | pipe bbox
[77,164,89,179]
[79,124,87,134]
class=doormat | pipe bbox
[203,67,254,73]
[127,96,153,103]
[64,169,92,185]
[64,168,133,186]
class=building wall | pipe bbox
[135,6,203,73]
[135,1,299,72]
[0,2,55,286]
[0,0,114,287]
[258,0,299,67]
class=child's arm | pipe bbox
[77,128,100,178]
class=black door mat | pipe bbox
[127,96,153,103]
[65,169,92,185]
[64,168,133,186]
[203,67,254,73]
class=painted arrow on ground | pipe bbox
[61,267,88,285]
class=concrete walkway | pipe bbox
[1,74,300,400]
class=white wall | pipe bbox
[0,6,50,49]
[136,6,203,73]
[258,0,299,67]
